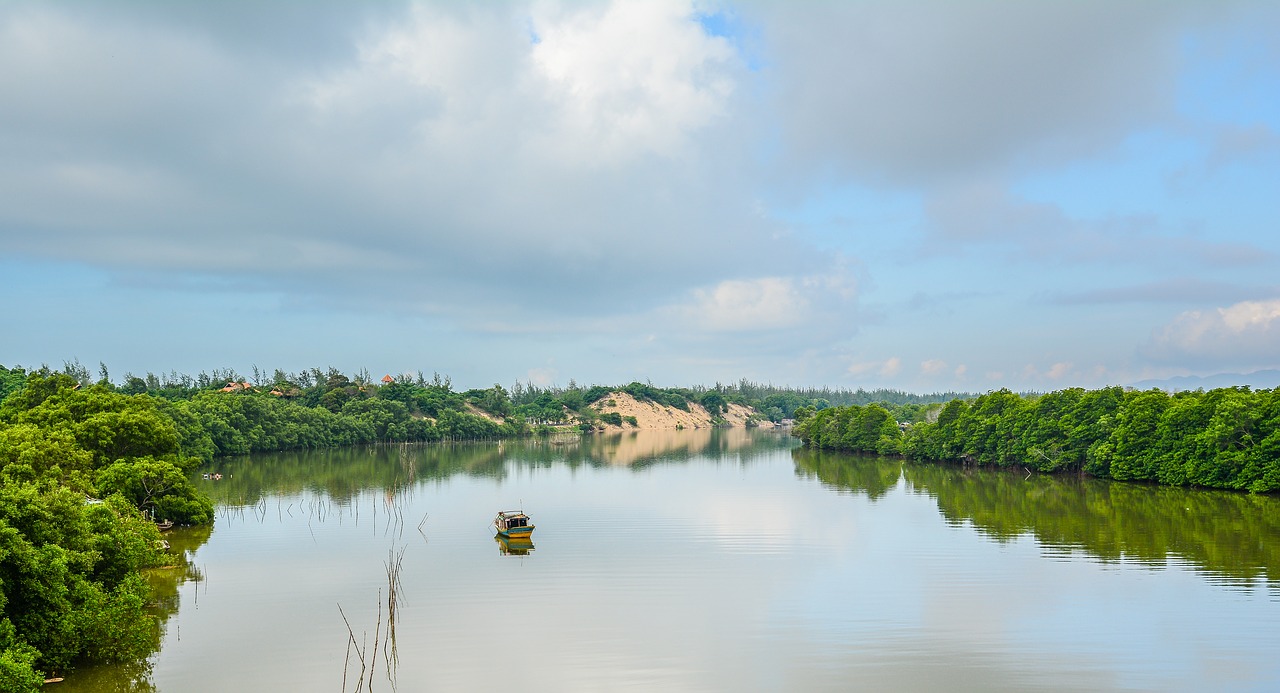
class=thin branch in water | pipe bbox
[368,588,382,690]
[383,546,406,689]
[338,603,367,693]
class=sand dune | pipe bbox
[590,391,775,430]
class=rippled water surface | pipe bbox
[63,429,1280,692]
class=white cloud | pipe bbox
[525,367,558,387]
[1147,298,1280,369]
[529,0,737,165]
[848,356,900,378]
[1046,362,1073,380]
[881,357,902,377]
[920,359,947,376]
[2,1,1277,390]
[0,1,812,321]
[678,277,807,331]
[667,272,857,333]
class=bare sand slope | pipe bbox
[591,391,775,430]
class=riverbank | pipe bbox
[793,387,1280,494]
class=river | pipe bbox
[60,428,1280,691]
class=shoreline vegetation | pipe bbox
[2,360,1275,689]
[792,386,1280,494]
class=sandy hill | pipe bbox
[590,391,774,430]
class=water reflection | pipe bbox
[197,428,790,506]
[567,427,777,467]
[52,431,1280,691]
[794,450,1280,588]
[792,448,903,500]
[59,525,212,693]
[906,461,1280,589]
[496,535,536,556]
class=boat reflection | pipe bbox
[495,534,535,556]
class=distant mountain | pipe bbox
[1130,370,1280,391]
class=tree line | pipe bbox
[792,386,1280,493]
[0,371,214,690]
[21,361,977,434]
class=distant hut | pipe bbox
[381,374,395,384]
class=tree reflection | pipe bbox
[792,448,903,500]
[911,460,1280,586]
[794,450,1280,588]
[57,525,213,693]
[197,429,796,506]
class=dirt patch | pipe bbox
[464,403,502,422]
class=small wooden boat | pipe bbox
[493,510,534,538]
[155,520,174,532]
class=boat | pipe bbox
[493,510,534,538]
[155,520,174,532]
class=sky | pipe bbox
[2,1,1278,393]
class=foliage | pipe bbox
[0,365,27,407]
[792,403,904,456]
[714,378,968,420]
[796,386,1280,493]
[600,412,623,426]
[698,391,728,415]
[465,385,512,418]
[0,373,210,683]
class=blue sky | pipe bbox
[2,1,1278,392]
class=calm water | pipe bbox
[64,429,1280,692]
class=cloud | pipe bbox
[920,359,947,376]
[1204,123,1280,171]
[745,2,1196,186]
[923,181,1271,267]
[1046,362,1073,380]
[673,277,808,332]
[528,0,737,164]
[1145,298,1280,369]
[0,1,832,326]
[848,356,900,378]
[1045,278,1275,306]
[2,1,1277,390]
[665,271,858,333]
[525,367,557,387]
[1167,122,1280,192]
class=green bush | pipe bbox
[600,412,623,426]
